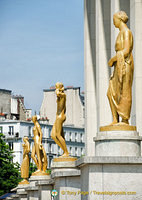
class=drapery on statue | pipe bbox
[19,137,30,184]
[107,11,134,125]
[51,82,69,158]
[31,115,48,176]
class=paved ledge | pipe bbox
[51,170,81,179]
[36,179,54,186]
[51,161,76,168]
[94,136,142,141]
[76,156,142,167]
[25,186,39,191]
[17,191,27,195]
[10,194,19,198]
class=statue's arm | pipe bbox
[37,123,43,144]
[108,55,117,67]
[122,30,132,58]
[56,90,65,98]
[27,142,30,153]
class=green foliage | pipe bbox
[0,133,21,196]
[46,169,51,174]
[29,162,37,177]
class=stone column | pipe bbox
[84,0,142,157]
[84,0,111,156]
[84,0,97,156]
[130,0,142,134]
[110,0,120,56]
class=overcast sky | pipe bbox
[0,0,84,113]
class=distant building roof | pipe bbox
[12,95,24,99]
[43,86,84,105]
[43,86,81,92]
[0,89,11,94]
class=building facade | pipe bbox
[40,86,84,128]
[1,120,85,168]
[0,89,11,119]
[0,89,31,121]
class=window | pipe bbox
[70,147,72,155]
[80,133,83,143]
[75,147,77,156]
[49,128,51,138]
[9,142,14,150]
[15,132,19,137]
[75,132,77,142]
[69,132,72,142]
[28,126,31,137]
[49,144,52,153]
[9,126,14,135]
[0,126,3,133]
[64,131,66,139]
[58,146,60,155]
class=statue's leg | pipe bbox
[42,147,47,172]
[31,145,39,168]
[35,144,42,171]
[56,119,69,156]
[51,122,65,151]
[121,118,129,124]
[107,90,119,124]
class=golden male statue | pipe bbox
[51,82,69,158]
[31,115,48,175]
[107,11,134,125]
[19,137,30,184]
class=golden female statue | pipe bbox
[31,115,48,175]
[19,137,30,184]
[107,11,134,125]
[51,82,69,158]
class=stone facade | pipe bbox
[11,95,29,121]
[40,87,84,128]
[84,0,142,156]
[0,89,30,121]
[1,120,85,167]
[0,89,11,119]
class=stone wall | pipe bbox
[40,87,84,128]
[0,89,11,119]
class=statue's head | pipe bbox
[23,136,29,143]
[55,82,64,91]
[32,115,37,123]
[113,11,128,27]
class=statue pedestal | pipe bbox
[16,184,29,200]
[7,194,19,200]
[76,156,142,200]
[51,160,81,200]
[94,127,142,156]
[25,175,52,200]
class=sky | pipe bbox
[0,0,84,113]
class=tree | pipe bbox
[0,133,21,196]
[29,162,37,177]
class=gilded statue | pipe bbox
[107,11,134,126]
[31,115,48,175]
[51,82,69,158]
[19,137,30,184]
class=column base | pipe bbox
[94,130,142,156]
[51,160,81,200]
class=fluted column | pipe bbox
[130,0,142,134]
[84,0,97,156]
[84,0,142,156]
[84,0,111,156]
